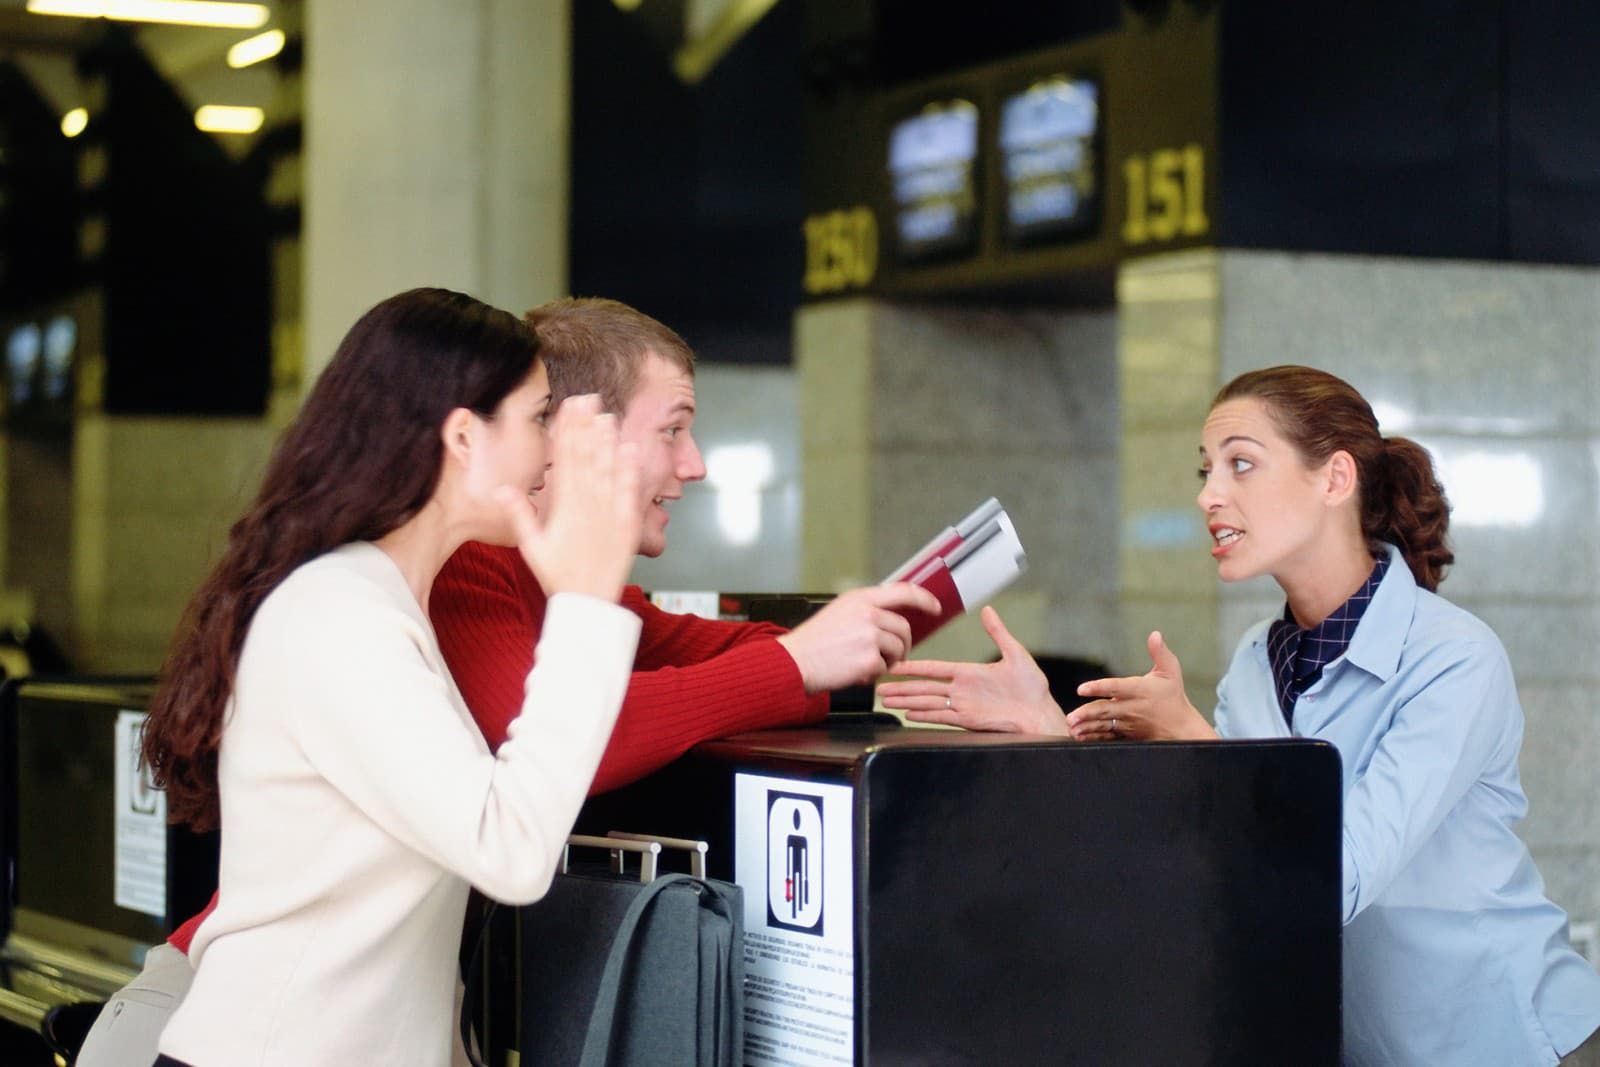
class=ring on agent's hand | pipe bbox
[944,695,952,710]
[1111,717,1119,734]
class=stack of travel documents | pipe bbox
[883,497,1027,647]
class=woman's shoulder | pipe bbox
[1396,587,1516,692]
[1374,546,1498,651]
[1409,587,1504,654]
[254,544,416,636]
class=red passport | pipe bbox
[883,498,1028,646]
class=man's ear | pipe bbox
[1324,449,1359,508]
[440,407,477,467]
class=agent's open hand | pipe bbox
[498,394,641,603]
[878,606,1069,735]
[776,583,942,693]
[1065,631,1216,741]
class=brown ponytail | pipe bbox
[1213,366,1454,591]
[1369,436,1453,591]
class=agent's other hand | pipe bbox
[499,394,642,603]
[1065,630,1217,741]
[776,583,942,694]
[878,606,1069,735]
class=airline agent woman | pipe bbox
[139,288,644,1067]
[880,365,1600,1065]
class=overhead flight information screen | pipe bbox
[999,75,1101,245]
[886,97,981,262]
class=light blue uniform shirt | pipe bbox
[1216,544,1600,1065]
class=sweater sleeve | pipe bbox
[254,572,640,905]
[168,894,214,952]
[590,588,828,792]
[431,542,543,757]
[431,543,828,791]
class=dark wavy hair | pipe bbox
[143,288,540,830]
[1214,365,1454,591]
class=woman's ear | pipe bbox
[1324,449,1359,508]
[440,407,477,468]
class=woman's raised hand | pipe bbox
[496,394,641,603]
[877,606,1070,735]
[1064,631,1217,741]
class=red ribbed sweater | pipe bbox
[169,540,828,952]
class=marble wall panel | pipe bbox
[870,303,1119,452]
[1415,434,1599,598]
[870,450,1115,596]
[1530,848,1600,935]
[798,298,1120,652]
[1516,685,1600,849]
[798,302,875,589]
[797,300,874,457]
[799,446,872,590]
[1044,593,1132,671]
[1457,600,1600,687]
[1219,254,1600,435]
[72,417,272,672]
[1117,250,1221,433]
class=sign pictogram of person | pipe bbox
[767,791,824,934]
[785,809,808,919]
[130,744,160,815]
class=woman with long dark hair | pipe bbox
[142,287,643,1067]
[880,365,1600,1064]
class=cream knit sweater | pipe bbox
[159,542,640,1066]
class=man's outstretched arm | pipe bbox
[430,541,828,791]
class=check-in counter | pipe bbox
[526,718,1344,1065]
[0,678,217,1040]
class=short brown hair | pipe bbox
[524,297,695,414]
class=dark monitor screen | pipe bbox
[886,97,981,261]
[999,75,1101,245]
[10,681,174,966]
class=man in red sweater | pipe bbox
[431,297,938,785]
[79,298,934,1067]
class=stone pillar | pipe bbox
[1115,251,1225,710]
[303,0,570,381]
[796,297,1122,668]
[71,413,274,671]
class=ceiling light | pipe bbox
[227,28,284,68]
[61,108,89,138]
[194,105,263,134]
[26,0,269,29]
